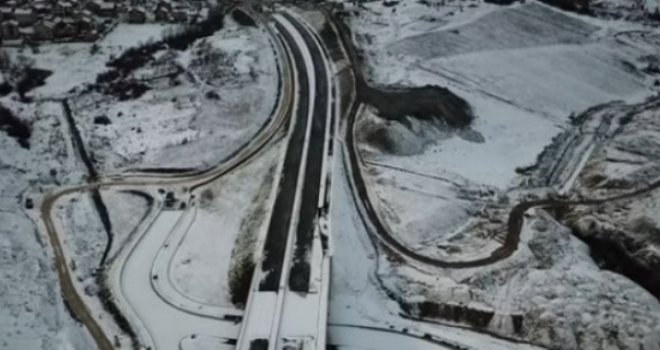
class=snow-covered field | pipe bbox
[3,24,172,99]
[169,137,282,307]
[69,18,278,172]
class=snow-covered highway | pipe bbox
[236,11,334,350]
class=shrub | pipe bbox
[0,82,12,96]
[93,115,111,125]
[231,9,256,26]
[16,67,52,99]
[0,103,31,148]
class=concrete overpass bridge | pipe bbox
[236,11,337,350]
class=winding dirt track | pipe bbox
[330,11,660,269]
[40,188,115,350]
[38,12,293,349]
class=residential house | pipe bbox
[1,20,20,40]
[18,26,34,40]
[34,20,54,40]
[14,8,36,26]
[97,1,116,17]
[189,0,204,11]
[0,7,13,21]
[171,5,189,23]
[55,1,74,16]
[128,6,146,23]
[74,9,93,20]
[154,4,170,22]
[87,0,116,17]
[31,1,50,14]
[158,0,173,10]
[86,0,100,13]
[53,17,76,38]
[75,15,93,32]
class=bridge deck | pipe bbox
[236,12,334,350]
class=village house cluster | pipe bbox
[0,0,210,44]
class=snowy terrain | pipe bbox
[374,210,660,349]
[69,18,278,172]
[12,24,173,98]
[575,99,660,194]
[52,191,151,348]
[562,97,660,276]
[343,0,660,348]
[54,194,107,275]
[2,1,660,349]
[169,137,282,307]
[329,150,545,350]
[350,0,660,259]
[0,100,94,349]
[0,14,279,350]
[102,190,151,260]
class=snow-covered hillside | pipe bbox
[343,0,660,348]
